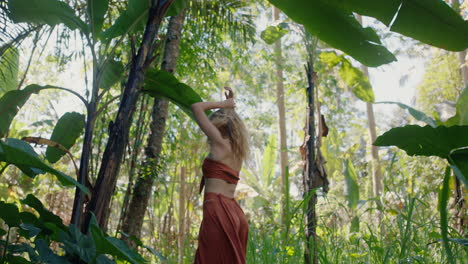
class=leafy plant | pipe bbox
[0,194,150,264]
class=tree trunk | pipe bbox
[82,0,175,232]
[303,61,318,264]
[120,11,185,246]
[178,166,186,264]
[273,6,289,228]
[355,16,382,200]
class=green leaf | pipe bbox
[330,0,468,51]
[143,69,204,119]
[4,255,31,264]
[319,52,374,102]
[8,0,87,33]
[448,147,468,189]
[0,84,51,138]
[87,0,109,38]
[100,0,149,40]
[0,201,21,227]
[99,59,125,89]
[35,239,71,264]
[268,0,396,67]
[0,139,89,195]
[261,134,277,187]
[21,194,65,230]
[89,214,146,263]
[20,223,42,238]
[0,46,19,94]
[456,85,468,125]
[376,101,436,127]
[343,159,359,210]
[4,138,45,177]
[374,125,468,159]
[260,23,289,45]
[166,0,188,16]
[46,112,85,163]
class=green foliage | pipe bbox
[143,69,204,119]
[0,46,19,94]
[319,52,375,102]
[376,101,437,127]
[0,195,148,263]
[329,0,468,51]
[343,159,359,210]
[260,23,288,45]
[100,0,150,40]
[7,0,87,32]
[448,147,468,188]
[0,138,89,194]
[417,51,462,113]
[374,125,468,189]
[166,0,189,16]
[87,0,109,38]
[374,125,468,159]
[99,59,125,89]
[46,112,85,163]
[268,0,396,67]
[0,84,46,137]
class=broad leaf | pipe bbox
[87,0,109,38]
[268,0,396,67]
[0,84,50,137]
[343,159,359,210]
[260,23,288,45]
[143,69,203,118]
[99,59,125,89]
[0,201,21,227]
[100,0,149,40]
[0,139,89,195]
[8,0,87,33]
[329,0,468,51]
[166,0,188,16]
[46,112,85,163]
[320,52,374,102]
[374,125,468,159]
[21,194,66,230]
[376,101,436,127]
[4,138,45,177]
[0,46,19,94]
[448,147,468,189]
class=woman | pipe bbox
[191,87,249,264]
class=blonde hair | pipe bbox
[208,108,249,162]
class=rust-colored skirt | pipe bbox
[194,192,249,264]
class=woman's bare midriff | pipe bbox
[204,178,236,198]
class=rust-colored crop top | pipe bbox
[199,157,240,194]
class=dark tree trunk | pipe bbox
[82,0,174,232]
[120,11,186,247]
[303,61,318,264]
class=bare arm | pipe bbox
[191,99,234,144]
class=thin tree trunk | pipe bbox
[303,60,318,264]
[82,0,174,232]
[178,166,186,264]
[120,11,185,246]
[273,6,289,228]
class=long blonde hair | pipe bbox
[208,108,249,162]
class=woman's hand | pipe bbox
[222,98,236,108]
[224,86,234,99]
